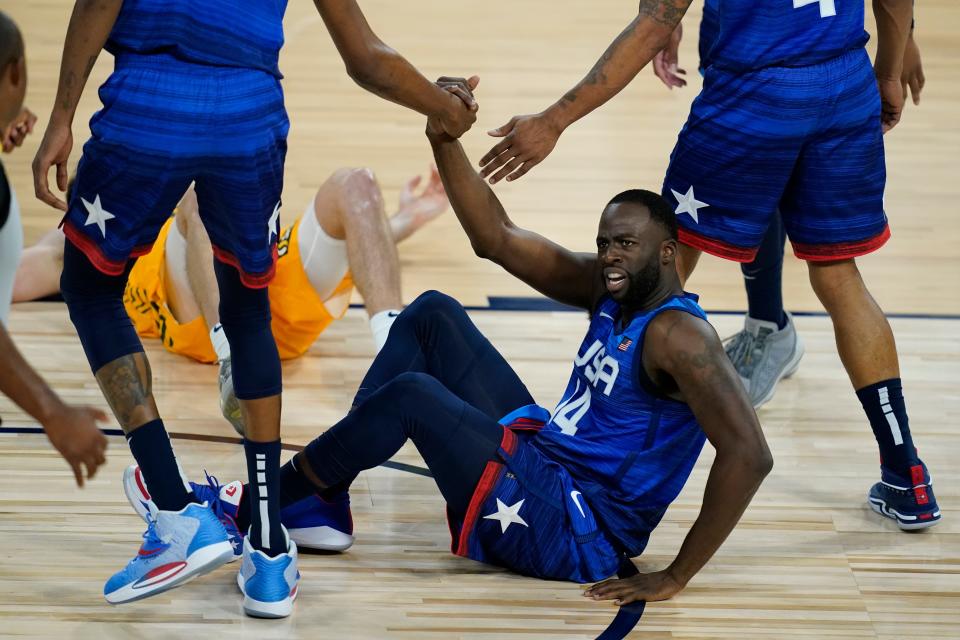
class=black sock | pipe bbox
[743,214,788,329]
[236,455,319,534]
[856,378,919,476]
[244,439,286,555]
[126,419,196,512]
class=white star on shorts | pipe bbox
[483,498,528,534]
[81,194,116,238]
[268,201,281,244]
[671,186,709,224]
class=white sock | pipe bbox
[210,323,232,362]
[370,309,400,353]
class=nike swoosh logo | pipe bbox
[570,490,586,518]
[213,325,223,333]
[387,312,400,317]
[599,312,614,321]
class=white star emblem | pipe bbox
[81,194,116,238]
[483,498,528,534]
[671,186,709,224]
[268,202,281,244]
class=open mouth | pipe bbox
[604,270,627,294]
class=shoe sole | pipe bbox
[753,334,805,409]
[105,540,235,604]
[237,571,298,618]
[289,526,354,552]
[868,497,942,531]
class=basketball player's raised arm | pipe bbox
[32,0,124,211]
[0,324,108,487]
[586,312,771,604]
[427,125,598,310]
[314,0,478,138]
[479,0,694,184]
[873,0,915,132]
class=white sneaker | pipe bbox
[723,312,804,408]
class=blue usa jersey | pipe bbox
[107,0,287,77]
[532,294,708,556]
[698,0,720,71]
[706,0,868,71]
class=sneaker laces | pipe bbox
[724,328,772,378]
[136,517,170,561]
[200,470,228,522]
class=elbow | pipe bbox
[471,240,499,263]
[345,58,377,87]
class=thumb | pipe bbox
[488,118,517,138]
[406,174,423,191]
[467,75,480,91]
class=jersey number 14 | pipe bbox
[793,0,836,18]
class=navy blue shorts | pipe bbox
[663,48,888,262]
[63,53,289,287]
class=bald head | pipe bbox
[0,11,23,71]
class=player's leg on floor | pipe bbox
[724,213,804,408]
[354,290,536,418]
[12,228,64,303]
[0,185,23,324]
[296,372,502,522]
[304,168,401,352]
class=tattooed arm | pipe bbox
[586,310,771,604]
[479,0,694,184]
[33,0,123,210]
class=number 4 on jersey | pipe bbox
[793,0,836,18]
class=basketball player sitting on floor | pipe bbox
[123,110,772,606]
[14,165,449,435]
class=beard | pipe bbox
[619,257,662,308]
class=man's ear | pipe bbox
[661,238,678,264]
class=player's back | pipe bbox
[107,0,287,77]
[707,0,868,72]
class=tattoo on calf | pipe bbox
[95,353,158,430]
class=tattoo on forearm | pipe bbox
[95,353,157,428]
[637,0,691,27]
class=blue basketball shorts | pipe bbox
[663,48,888,262]
[62,53,289,287]
[453,426,620,584]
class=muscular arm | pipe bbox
[873,0,913,81]
[589,311,771,603]
[648,312,771,588]
[427,131,598,310]
[545,1,694,132]
[313,1,474,135]
[50,0,123,127]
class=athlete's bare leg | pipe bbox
[169,187,219,329]
[12,228,64,303]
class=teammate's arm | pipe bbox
[586,312,771,604]
[0,324,109,487]
[873,0,914,132]
[32,0,123,211]
[427,123,599,311]
[479,0,695,184]
[313,0,478,138]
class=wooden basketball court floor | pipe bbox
[2,1,958,638]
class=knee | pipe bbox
[332,167,382,212]
[807,259,863,306]
[214,260,271,327]
[404,290,464,321]
[381,372,445,406]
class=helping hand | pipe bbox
[478,113,562,184]
[435,75,480,139]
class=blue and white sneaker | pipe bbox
[238,527,299,618]
[104,502,235,604]
[868,462,942,531]
[123,464,244,560]
[283,492,355,552]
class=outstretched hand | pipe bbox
[583,568,685,606]
[478,112,563,184]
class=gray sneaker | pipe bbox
[218,358,246,436]
[723,313,804,408]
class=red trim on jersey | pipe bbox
[211,244,278,289]
[452,428,519,558]
[791,225,890,262]
[61,221,153,276]
[678,227,758,263]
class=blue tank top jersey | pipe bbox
[531,293,708,556]
[705,0,868,72]
[698,0,720,71]
[106,0,287,77]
